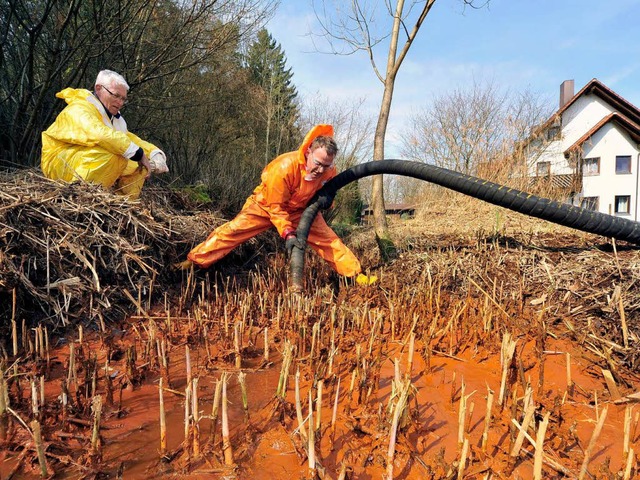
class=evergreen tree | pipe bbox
[245,29,300,163]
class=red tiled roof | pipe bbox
[544,78,640,128]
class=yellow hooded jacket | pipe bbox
[41,88,160,197]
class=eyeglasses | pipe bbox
[311,155,334,170]
[100,84,128,104]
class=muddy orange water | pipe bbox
[1,253,639,479]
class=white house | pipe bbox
[526,79,640,221]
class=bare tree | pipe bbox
[300,94,374,170]
[403,78,508,175]
[312,0,486,259]
[400,79,552,201]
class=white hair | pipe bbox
[95,70,130,91]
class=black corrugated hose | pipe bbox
[290,159,640,290]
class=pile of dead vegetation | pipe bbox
[0,170,241,334]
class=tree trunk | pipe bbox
[372,78,397,260]
[311,0,441,260]
[371,0,405,260]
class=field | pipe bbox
[1,184,639,479]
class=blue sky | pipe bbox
[266,0,640,156]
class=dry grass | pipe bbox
[349,187,596,266]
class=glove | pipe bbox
[285,234,303,255]
[356,273,378,286]
[149,150,169,174]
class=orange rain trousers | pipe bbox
[187,198,362,277]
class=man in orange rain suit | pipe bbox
[184,124,362,278]
[41,70,168,199]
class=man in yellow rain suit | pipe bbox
[41,69,168,199]
[184,124,364,279]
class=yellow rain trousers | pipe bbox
[188,124,362,277]
[41,88,160,199]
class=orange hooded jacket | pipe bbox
[187,124,361,276]
[250,124,336,237]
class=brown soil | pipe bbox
[1,202,640,479]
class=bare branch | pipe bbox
[391,0,436,77]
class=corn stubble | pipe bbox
[1,233,639,479]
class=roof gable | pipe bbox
[564,112,640,156]
[550,78,640,127]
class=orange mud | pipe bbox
[1,245,640,480]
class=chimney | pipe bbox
[559,79,575,109]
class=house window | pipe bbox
[582,157,600,176]
[536,161,550,176]
[546,126,560,141]
[615,195,631,214]
[615,155,632,174]
[581,197,599,211]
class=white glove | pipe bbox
[149,150,169,174]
